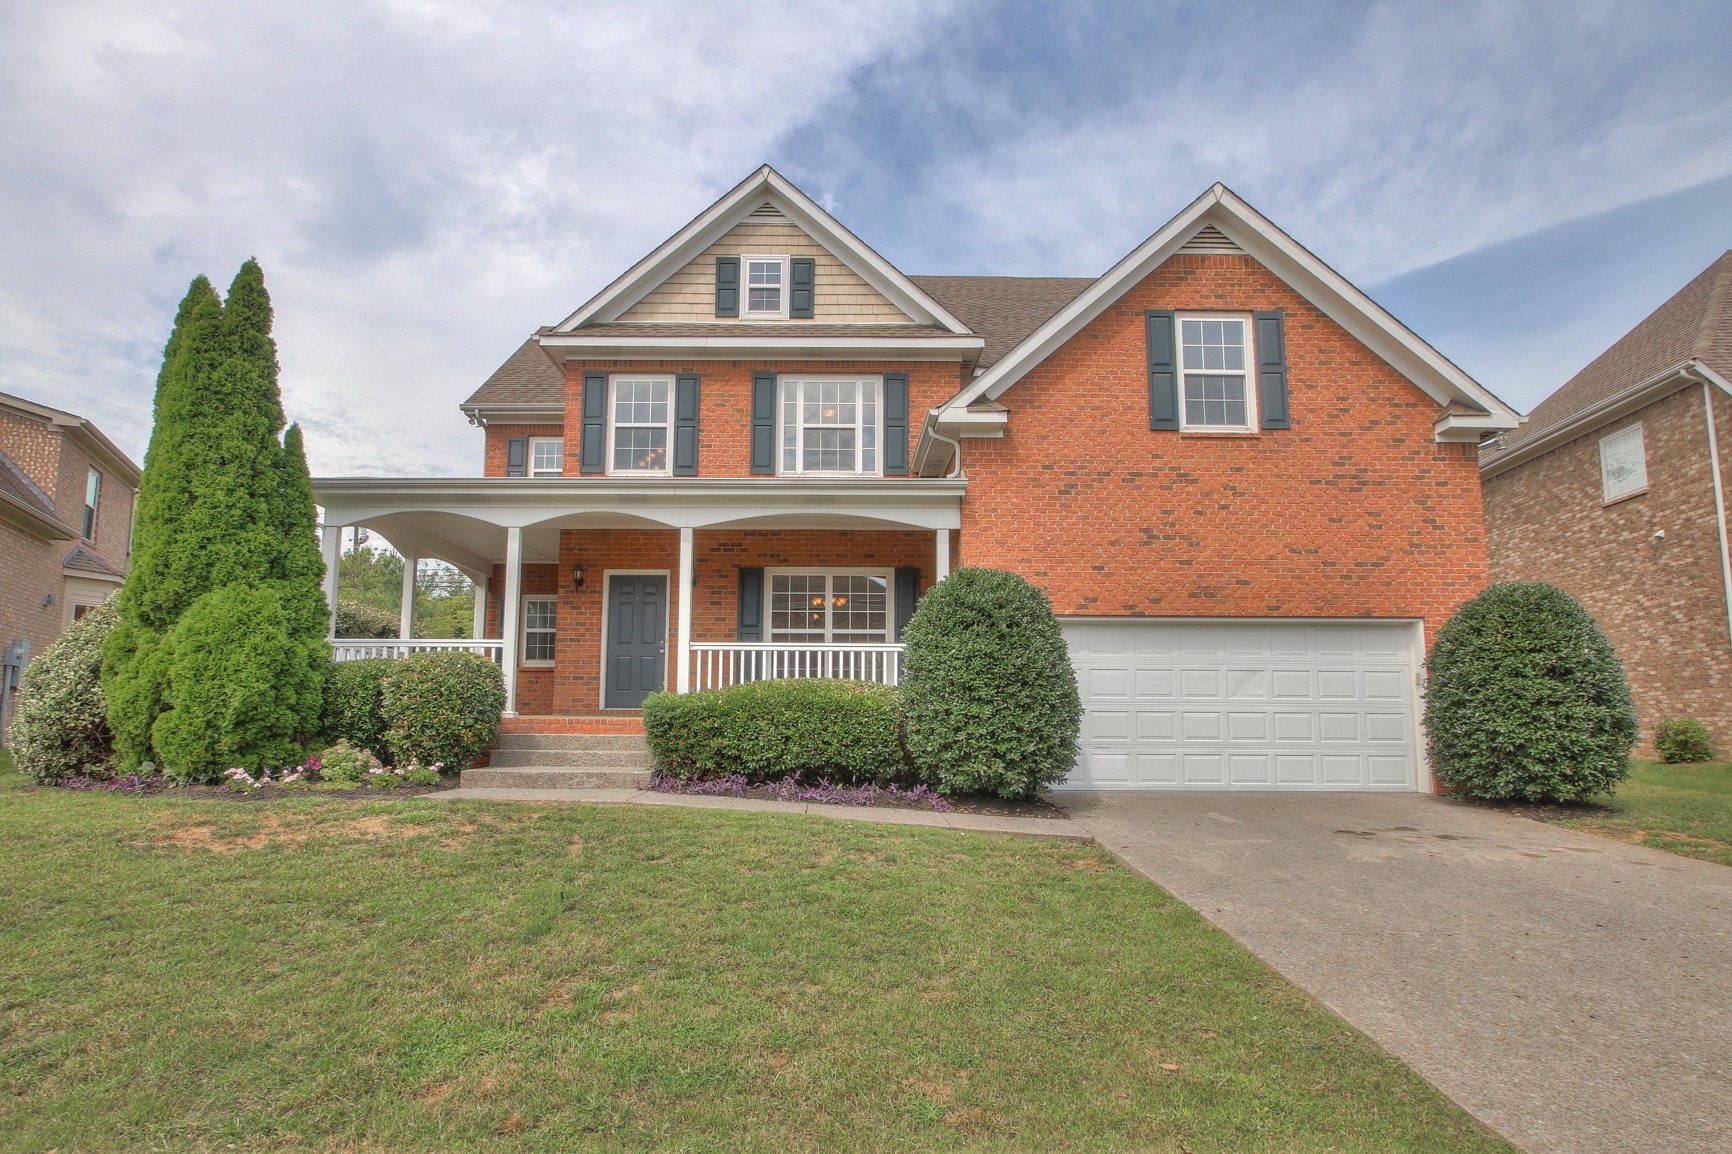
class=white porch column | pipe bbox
[398,550,418,640]
[935,528,951,582]
[471,574,489,640]
[675,526,694,693]
[501,526,523,717]
[321,522,343,637]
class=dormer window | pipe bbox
[743,256,788,319]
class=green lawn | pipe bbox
[0,756,1509,1153]
[1551,760,1732,867]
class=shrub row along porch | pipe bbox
[314,477,963,716]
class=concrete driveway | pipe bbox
[1054,792,1732,1154]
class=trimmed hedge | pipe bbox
[6,599,118,784]
[899,568,1080,799]
[1654,719,1714,764]
[381,651,504,771]
[324,659,395,756]
[644,679,905,784]
[1424,582,1637,802]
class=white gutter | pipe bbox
[1480,362,1701,478]
[1701,376,1732,652]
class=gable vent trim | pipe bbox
[1177,224,1244,255]
[747,201,788,222]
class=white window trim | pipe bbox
[1599,422,1649,504]
[83,468,101,539]
[1176,311,1259,433]
[777,374,884,477]
[742,254,790,321]
[520,594,557,668]
[527,437,564,478]
[604,374,675,476]
[765,567,896,645]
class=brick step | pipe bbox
[500,715,645,736]
[495,733,652,752]
[460,766,652,790]
[488,747,655,768]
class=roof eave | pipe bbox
[537,332,983,364]
[0,489,76,540]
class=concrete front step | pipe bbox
[488,747,655,769]
[495,733,650,752]
[461,765,651,790]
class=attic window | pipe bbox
[744,256,788,318]
[1179,315,1257,431]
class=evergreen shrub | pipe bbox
[7,600,119,784]
[1424,582,1637,802]
[381,651,504,771]
[899,568,1080,799]
[643,679,904,783]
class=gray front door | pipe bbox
[605,574,667,709]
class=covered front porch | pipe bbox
[312,477,964,717]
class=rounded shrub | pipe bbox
[335,599,399,640]
[1424,582,1637,802]
[324,658,396,755]
[381,651,504,771]
[6,598,119,784]
[899,568,1081,799]
[151,583,328,781]
[1654,719,1713,764]
[644,679,904,783]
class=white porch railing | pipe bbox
[331,638,504,664]
[690,642,904,690]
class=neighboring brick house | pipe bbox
[1481,253,1732,754]
[0,391,141,740]
[314,167,1519,792]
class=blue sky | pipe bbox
[1,0,1728,476]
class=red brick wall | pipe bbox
[482,424,563,477]
[1483,383,1732,753]
[957,252,1489,647]
[0,409,60,492]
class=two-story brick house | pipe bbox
[1481,253,1732,753]
[0,391,141,738]
[313,167,1518,792]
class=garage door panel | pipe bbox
[1063,620,1418,792]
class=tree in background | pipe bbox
[335,543,475,639]
[103,261,328,775]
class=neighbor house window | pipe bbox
[780,376,879,474]
[1599,423,1648,503]
[1179,315,1256,430]
[768,571,891,644]
[610,376,671,472]
[744,256,788,318]
[529,437,564,477]
[82,468,100,538]
[522,596,557,665]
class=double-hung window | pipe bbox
[610,376,672,473]
[743,256,788,319]
[768,571,892,644]
[521,596,557,666]
[1599,423,1648,503]
[81,468,101,538]
[1179,315,1256,431]
[528,437,564,477]
[780,376,879,474]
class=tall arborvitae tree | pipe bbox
[104,260,329,774]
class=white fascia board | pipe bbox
[553,166,972,335]
[0,490,76,540]
[942,184,1520,428]
[1479,360,1707,478]
[459,402,566,428]
[539,333,982,362]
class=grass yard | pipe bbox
[0,754,1509,1153]
[1547,760,1732,867]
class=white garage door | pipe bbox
[1060,620,1420,791]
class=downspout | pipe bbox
[1700,375,1732,651]
[927,424,965,479]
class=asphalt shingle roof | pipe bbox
[910,275,1095,370]
[62,543,125,577]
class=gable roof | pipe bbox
[935,184,1520,436]
[910,276,1095,370]
[551,166,973,335]
[463,338,564,414]
[0,445,74,539]
[0,390,142,487]
[63,543,125,578]
[1481,251,1732,468]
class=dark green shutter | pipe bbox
[1254,311,1291,430]
[673,374,700,475]
[505,436,528,477]
[789,257,815,318]
[736,568,764,641]
[750,373,777,474]
[715,256,740,317]
[894,568,920,639]
[1146,311,1179,430]
[579,372,607,473]
[882,372,909,475]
